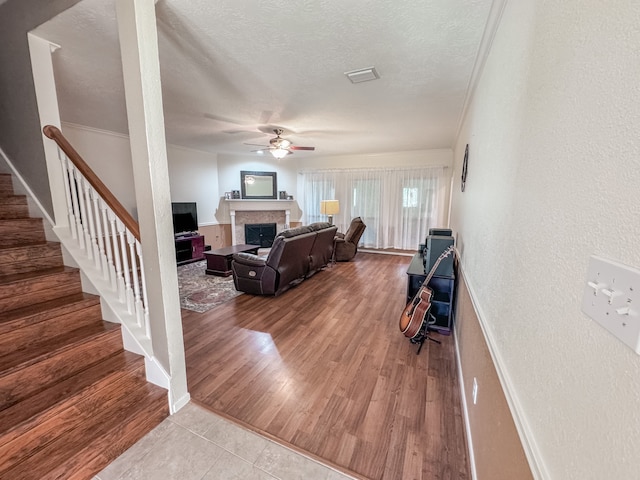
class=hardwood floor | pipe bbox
[183,253,470,480]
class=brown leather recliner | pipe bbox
[232,223,337,295]
[334,217,366,262]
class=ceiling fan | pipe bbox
[245,128,315,159]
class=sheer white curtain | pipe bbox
[301,166,448,250]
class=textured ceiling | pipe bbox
[34,0,493,157]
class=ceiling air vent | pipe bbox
[344,67,380,84]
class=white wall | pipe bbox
[449,1,640,479]
[216,153,301,223]
[166,144,218,225]
[298,148,452,170]
[62,123,137,216]
[62,123,219,226]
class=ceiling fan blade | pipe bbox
[243,143,270,147]
[289,146,315,151]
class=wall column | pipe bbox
[27,33,67,228]
[115,0,189,412]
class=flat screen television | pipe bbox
[171,202,198,236]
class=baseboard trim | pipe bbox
[454,326,478,480]
[358,248,414,257]
[458,264,549,479]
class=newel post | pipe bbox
[115,0,189,413]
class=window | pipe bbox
[402,187,419,208]
[302,166,447,250]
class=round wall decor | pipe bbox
[461,144,469,192]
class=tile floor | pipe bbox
[94,402,356,480]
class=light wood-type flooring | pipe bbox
[183,253,470,480]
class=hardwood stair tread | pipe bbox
[47,390,168,480]
[0,362,167,478]
[0,321,121,376]
[0,171,167,478]
[0,350,143,443]
[0,292,100,334]
[0,265,76,286]
[0,266,81,312]
[0,242,63,276]
[0,240,58,256]
[0,323,124,412]
[0,194,27,205]
[0,217,42,226]
[0,301,103,356]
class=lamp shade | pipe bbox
[320,200,340,215]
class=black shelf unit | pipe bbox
[175,234,205,265]
[405,253,455,335]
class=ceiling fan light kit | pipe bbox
[245,128,315,158]
[271,148,290,159]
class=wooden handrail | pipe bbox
[43,125,140,240]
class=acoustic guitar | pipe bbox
[399,245,455,339]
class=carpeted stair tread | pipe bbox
[0,321,120,375]
[0,350,143,443]
[0,292,100,334]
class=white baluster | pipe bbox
[57,150,77,239]
[109,211,125,300]
[101,201,117,287]
[68,164,85,249]
[136,240,151,338]
[128,232,143,327]
[82,179,99,263]
[91,192,108,275]
[77,174,93,259]
[118,219,134,313]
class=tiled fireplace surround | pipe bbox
[227,200,295,245]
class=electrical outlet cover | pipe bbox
[582,255,640,354]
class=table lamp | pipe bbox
[320,200,339,225]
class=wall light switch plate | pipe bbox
[582,255,640,354]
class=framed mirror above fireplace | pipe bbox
[241,171,277,199]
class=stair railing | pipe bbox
[43,125,151,346]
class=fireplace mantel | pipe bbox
[226,199,295,245]
[225,199,295,211]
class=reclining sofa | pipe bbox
[231,222,337,296]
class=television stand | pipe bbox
[175,234,205,265]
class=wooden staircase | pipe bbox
[0,173,169,479]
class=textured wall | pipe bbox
[62,124,137,215]
[0,0,83,216]
[450,1,640,478]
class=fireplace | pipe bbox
[245,223,277,247]
[226,199,294,245]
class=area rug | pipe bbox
[177,260,243,313]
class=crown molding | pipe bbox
[454,0,509,143]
